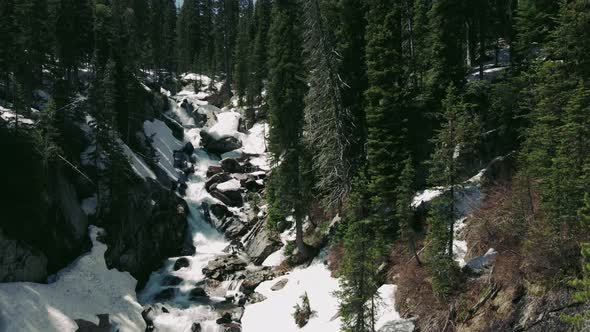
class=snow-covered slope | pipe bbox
[242,255,342,332]
[143,119,184,181]
[0,226,145,332]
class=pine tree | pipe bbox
[249,0,272,106]
[266,0,311,259]
[151,0,177,83]
[337,0,368,177]
[177,0,201,73]
[535,80,590,229]
[302,0,357,208]
[426,0,466,97]
[0,0,19,96]
[217,0,239,101]
[234,0,254,106]
[549,0,590,78]
[337,219,384,332]
[132,0,153,69]
[513,0,559,66]
[397,157,421,265]
[24,0,51,86]
[521,0,590,230]
[364,0,407,223]
[563,196,590,330]
[56,0,94,81]
[199,0,215,76]
[427,85,476,297]
[412,0,429,89]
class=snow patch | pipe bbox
[411,188,444,208]
[242,257,342,332]
[207,111,241,140]
[0,226,145,332]
[0,106,35,126]
[216,179,241,192]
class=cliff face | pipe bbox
[0,128,91,283]
[102,178,193,289]
[0,85,193,286]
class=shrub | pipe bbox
[292,292,316,328]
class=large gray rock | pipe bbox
[221,158,243,173]
[244,222,281,265]
[200,131,242,155]
[378,319,415,332]
[202,203,247,239]
[210,189,244,208]
[203,254,248,281]
[240,267,276,295]
[465,248,498,273]
[206,173,232,191]
[270,279,288,291]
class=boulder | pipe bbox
[378,319,416,332]
[210,204,233,219]
[207,166,224,177]
[216,313,233,324]
[465,248,498,273]
[200,131,242,155]
[189,287,209,300]
[242,162,261,174]
[244,224,281,265]
[221,158,243,173]
[182,142,195,155]
[216,307,245,323]
[271,278,288,291]
[249,292,267,304]
[243,178,263,193]
[224,218,247,239]
[173,257,190,271]
[202,204,246,239]
[223,240,245,254]
[210,189,244,208]
[203,254,248,281]
[240,268,276,295]
[206,173,232,191]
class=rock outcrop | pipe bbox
[0,229,48,282]
[103,179,194,288]
[202,254,248,281]
[200,131,242,155]
[244,221,281,265]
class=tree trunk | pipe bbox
[409,236,422,265]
